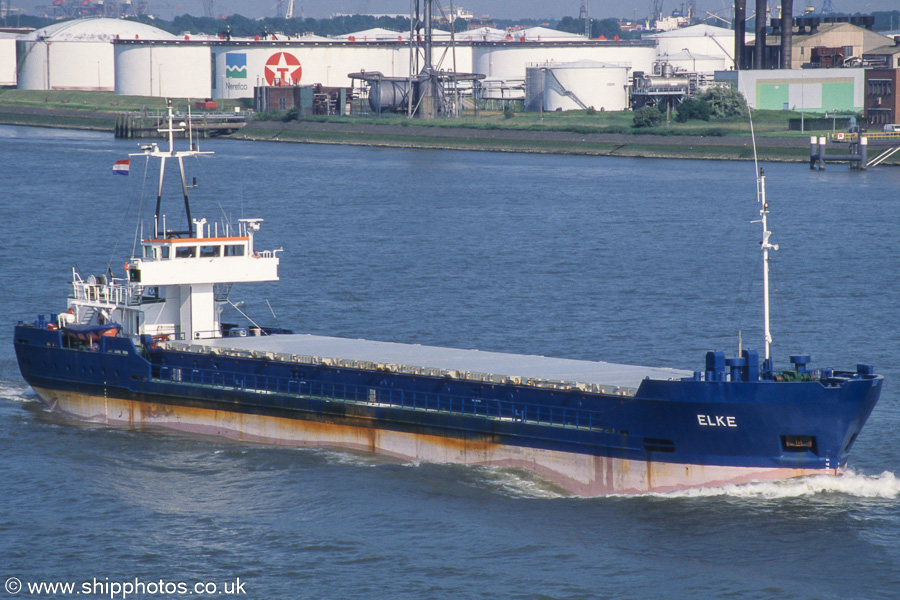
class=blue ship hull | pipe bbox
[13,324,883,495]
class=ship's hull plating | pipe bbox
[31,385,827,496]
[14,326,881,496]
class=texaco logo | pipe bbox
[264,52,302,85]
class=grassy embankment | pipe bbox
[0,88,879,163]
[237,108,820,161]
[0,89,249,129]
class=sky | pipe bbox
[7,0,900,22]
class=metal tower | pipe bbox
[649,0,664,23]
[202,0,214,18]
[351,0,483,119]
[579,0,590,37]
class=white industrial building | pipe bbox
[17,18,175,91]
[716,68,865,112]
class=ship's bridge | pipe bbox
[131,218,280,286]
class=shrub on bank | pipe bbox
[697,87,748,119]
[675,98,712,122]
[632,105,663,128]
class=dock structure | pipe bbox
[114,111,250,139]
[809,135,867,171]
[810,131,900,170]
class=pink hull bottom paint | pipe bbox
[33,387,832,496]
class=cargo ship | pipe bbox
[13,107,883,495]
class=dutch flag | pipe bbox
[112,159,130,176]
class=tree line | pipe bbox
[7,10,899,39]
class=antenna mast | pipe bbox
[758,167,778,361]
[137,100,213,238]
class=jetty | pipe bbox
[114,111,250,139]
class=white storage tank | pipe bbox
[0,34,17,86]
[525,60,629,112]
[210,41,416,99]
[115,40,212,98]
[17,18,175,91]
[655,51,728,75]
[645,24,742,71]
[110,36,478,100]
[474,42,654,80]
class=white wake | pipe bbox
[0,383,35,404]
[654,470,900,500]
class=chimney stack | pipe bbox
[780,0,793,69]
[754,0,767,68]
[734,0,746,70]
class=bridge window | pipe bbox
[160,246,170,259]
[200,245,221,257]
[224,244,245,257]
[175,246,197,258]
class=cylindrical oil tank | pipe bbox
[474,44,654,80]
[115,41,212,98]
[210,41,412,99]
[0,37,15,86]
[651,25,736,66]
[524,66,544,111]
[633,73,690,94]
[367,79,411,112]
[525,60,629,112]
[17,18,174,91]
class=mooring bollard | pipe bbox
[860,136,867,171]
[809,136,818,170]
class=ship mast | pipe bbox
[138,100,212,238]
[757,168,778,362]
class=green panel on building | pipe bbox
[821,82,856,111]
[757,84,789,110]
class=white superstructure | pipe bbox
[65,105,280,341]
